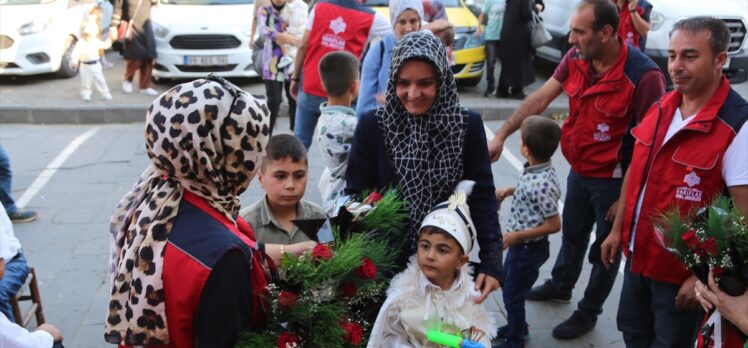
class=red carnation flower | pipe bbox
[702,237,718,256]
[277,332,298,348]
[341,321,364,346]
[278,291,298,309]
[340,282,358,298]
[364,191,383,205]
[681,230,700,250]
[356,257,377,280]
[713,266,725,278]
[311,243,334,261]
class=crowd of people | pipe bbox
[2,0,747,347]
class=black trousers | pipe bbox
[264,79,296,133]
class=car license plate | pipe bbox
[184,55,228,66]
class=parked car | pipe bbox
[0,0,86,77]
[365,0,486,86]
[150,0,256,80]
[537,0,748,84]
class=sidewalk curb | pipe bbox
[1,102,569,124]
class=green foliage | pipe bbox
[237,189,408,348]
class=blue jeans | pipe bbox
[549,170,622,317]
[502,238,550,344]
[484,40,500,92]
[293,89,326,149]
[617,258,702,347]
[0,144,17,215]
[0,252,30,323]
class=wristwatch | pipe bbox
[628,8,636,13]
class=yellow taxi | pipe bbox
[365,0,485,85]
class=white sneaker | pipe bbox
[122,81,133,93]
[102,93,113,100]
[82,95,91,101]
[139,88,158,96]
[278,55,294,69]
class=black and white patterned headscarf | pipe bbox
[375,31,468,237]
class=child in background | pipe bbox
[367,181,496,348]
[243,134,325,253]
[277,0,308,73]
[475,0,506,97]
[78,21,113,101]
[315,51,359,215]
[87,2,114,68]
[493,115,562,348]
[436,27,455,64]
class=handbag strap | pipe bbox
[129,0,145,25]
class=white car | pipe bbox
[0,0,87,77]
[150,0,256,80]
[537,0,748,84]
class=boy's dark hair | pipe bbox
[670,17,731,57]
[261,134,307,170]
[578,0,619,33]
[520,115,561,162]
[418,225,465,256]
[319,51,360,98]
[438,27,455,47]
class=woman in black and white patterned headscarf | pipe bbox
[346,31,503,303]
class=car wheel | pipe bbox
[457,76,482,87]
[55,36,79,78]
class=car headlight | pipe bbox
[650,11,665,31]
[18,18,51,35]
[152,22,169,39]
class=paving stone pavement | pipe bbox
[0,118,635,347]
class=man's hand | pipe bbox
[502,232,520,250]
[605,199,619,221]
[600,228,621,270]
[290,79,299,100]
[37,323,63,342]
[628,0,638,11]
[488,137,504,163]
[675,275,701,310]
[474,273,500,304]
[0,258,4,279]
[424,19,453,33]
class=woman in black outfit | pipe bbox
[497,0,544,99]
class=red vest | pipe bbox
[302,0,375,98]
[621,77,748,284]
[123,190,269,347]
[560,42,659,178]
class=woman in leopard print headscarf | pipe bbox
[104,75,271,346]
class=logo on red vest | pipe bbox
[594,122,611,141]
[676,171,703,202]
[322,17,346,50]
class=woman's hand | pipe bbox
[289,240,317,255]
[696,270,748,335]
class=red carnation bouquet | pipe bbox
[239,190,408,347]
[654,197,748,296]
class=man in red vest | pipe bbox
[289,0,391,149]
[487,0,665,340]
[614,0,652,50]
[601,17,748,347]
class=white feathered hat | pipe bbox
[419,180,476,254]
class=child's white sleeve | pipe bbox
[377,310,414,348]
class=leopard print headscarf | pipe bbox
[104,76,270,345]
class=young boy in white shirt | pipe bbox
[368,180,497,347]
